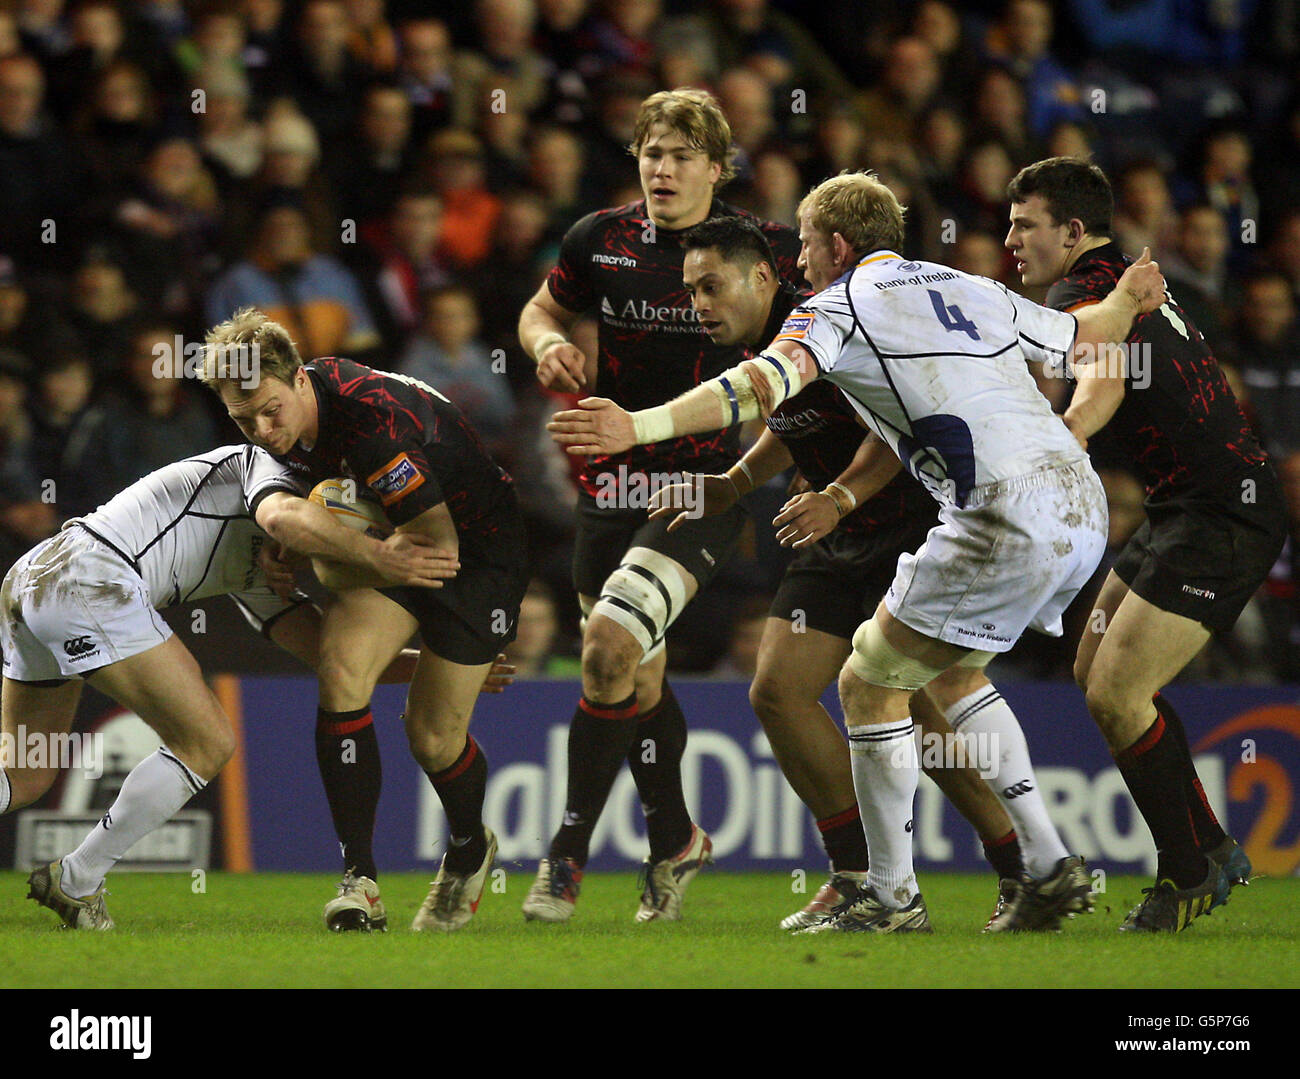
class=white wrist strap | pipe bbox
[532,332,567,364]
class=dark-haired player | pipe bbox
[1006,157,1288,931]
[516,88,800,923]
[656,213,1088,932]
[202,308,529,932]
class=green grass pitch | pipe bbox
[2,870,1297,989]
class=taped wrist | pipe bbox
[708,350,807,426]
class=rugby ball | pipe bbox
[307,478,391,589]
[307,478,391,539]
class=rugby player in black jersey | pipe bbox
[1006,158,1288,931]
[649,214,1090,931]
[202,308,529,932]
[516,88,801,922]
[3,443,460,929]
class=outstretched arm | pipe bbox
[547,339,821,456]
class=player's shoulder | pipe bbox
[1046,242,1126,310]
[564,200,646,242]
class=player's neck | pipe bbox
[745,280,783,348]
[1064,235,1111,274]
[648,196,715,233]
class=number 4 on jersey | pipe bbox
[928,289,980,341]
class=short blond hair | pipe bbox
[629,87,736,187]
[201,307,301,395]
[797,172,907,257]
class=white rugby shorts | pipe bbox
[0,526,172,680]
[884,460,1108,652]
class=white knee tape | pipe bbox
[847,617,947,691]
[591,548,689,659]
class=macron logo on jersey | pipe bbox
[367,453,426,507]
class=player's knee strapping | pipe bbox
[847,617,949,691]
[591,548,688,662]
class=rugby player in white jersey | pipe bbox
[549,172,1166,932]
[0,444,458,929]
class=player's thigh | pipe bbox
[1072,569,1130,688]
[750,617,850,720]
[86,635,233,779]
[921,661,992,713]
[1084,589,1210,710]
[317,589,420,706]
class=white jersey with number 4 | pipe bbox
[774,250,1084,506]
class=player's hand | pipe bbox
[786,470,811,498]
[548,397,637,455]
[648,473,737,532]
[369,532,460,587]
[1118,247,1166,314]
[259,539,301,599]
[480,653,516,694]
[535,341,588,394]
[774,490,842,548]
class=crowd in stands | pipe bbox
[1,0,1298,681]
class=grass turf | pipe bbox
[2,869,1296,989]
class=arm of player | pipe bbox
[646,427,796,533]
[254,491,460,590]
[548,338,820,456]
[1061,354,1126,448]
[773,432,903,548]
[519,282,589,393]
[263,603,514,691]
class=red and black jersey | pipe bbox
[1047,242,1266,503]
[760,284,935,536]
[546,198,800,497]
[274,357,513,542]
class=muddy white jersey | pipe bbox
[71,444,302,609]
[773,250,1084,506]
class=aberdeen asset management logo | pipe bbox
[63,635,100,659]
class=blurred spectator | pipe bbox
[1162,202,1234,352]
[175,7,247,80]
[464,188,554,387]
[0,11,19,59]
[1269,208,1300,303]
[856,36,943,146]
[66,247,140,378]
[1182,123,1260,271]
[423,128,502,269]
[27,346,102,519]
[912,0,982,101]
[224,106,339,259]
[918,104,965,210]
[983,0,1083,139]
[345,0,398,75]
[327,81,417,235]
[1044,118,1096,162]
[653,14,717,92]
[951,228,1011,284]
[398,285,514,450]
[194,63,262,185]
[970,65,1038,165]
[362,186,451,351]
[709,595,768,679]
[750,149,801,228]
[950,138,1017,237]
[240,0,291,99]
[281,0,373,144]
[478,76,530,192]
[585,0,662,81]
[1224,271,1300,458]
[535,0,601,125]
[1111,159,1178,258]
[104,136,221,321]
[74,59,159,193]
[0,348,56,571]
[803,101,866,185]
[579,70,654,200]
[0,255,72,358]
[702,0,854,110]
[206,198,381,360]
[0,53,83,268]
[16,0,72,66]
[47,0,138,122]
[396,17,469,140]
[456,0,550,121]
[715,67,778,186]
[76,324,218,499]
[526,124,590,231]
[503,578,578,677]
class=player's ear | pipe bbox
[1064,218,1086,247]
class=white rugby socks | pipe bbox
[847,719,919,909]
[944,685,1068,878]
[60,747,206,898]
